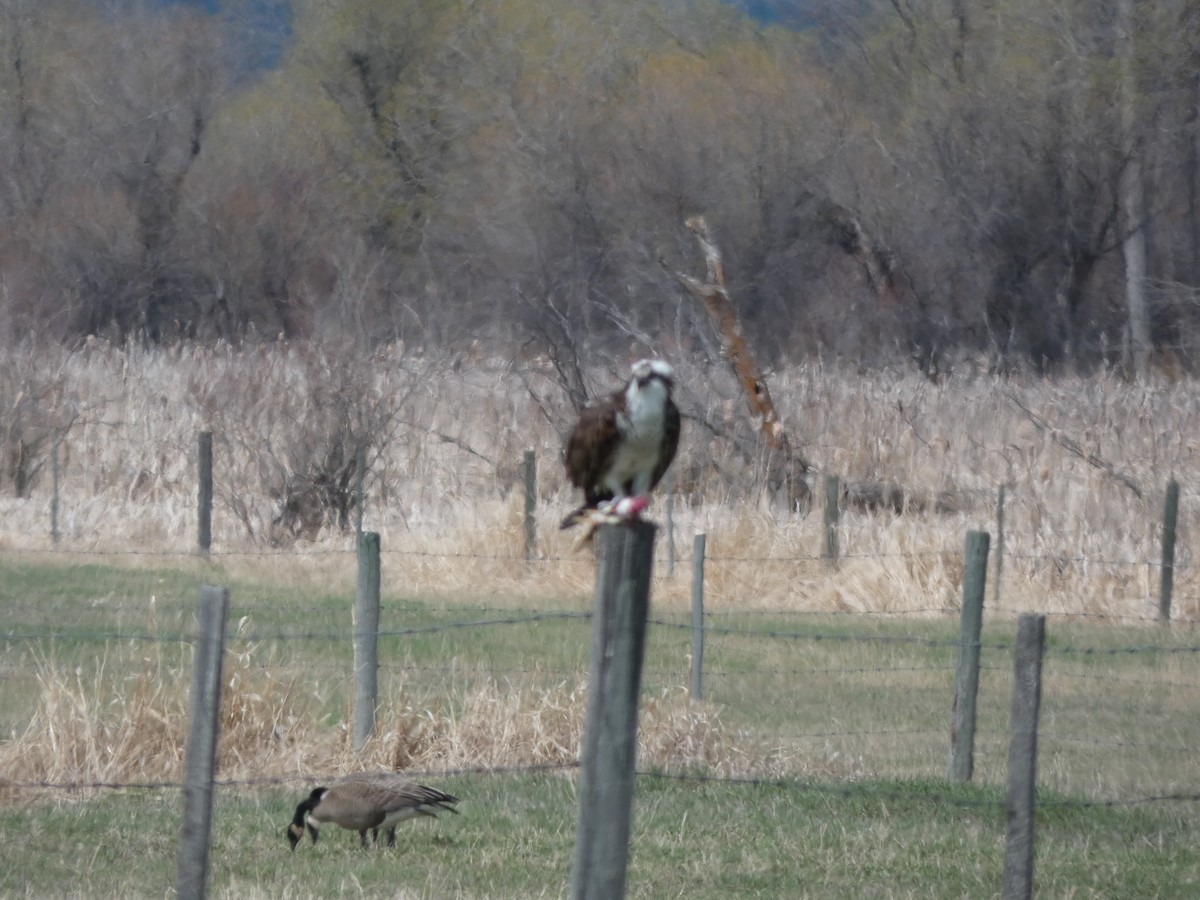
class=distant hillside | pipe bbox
[731,0,819,27]
[156,0,820,73]
[157,0,292,70]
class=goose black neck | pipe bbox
[291,796,318,829]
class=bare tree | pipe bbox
[1118,0,1151,374]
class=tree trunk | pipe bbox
[674,216,810,507]
[1119,0,1152,375]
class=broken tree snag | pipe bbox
[819,200,900,307]
[676,215,811,506]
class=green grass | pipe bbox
[1,776,1198,898]
[4,556,1200,896]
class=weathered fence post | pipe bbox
[197,432,213,556]
[1159,479,1179,624]
[823,474,840,565]
[353,531,381,750]
[665,488,676,578]
[993,484,1006,607]
[1002,613,1046,900]
[949,530,989,782]
[690,532,706,703]
[523,450,537,562]
[50,431,61,546]
[571,521,656,900]
[176,584,229,900]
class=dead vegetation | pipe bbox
[0,641,788,802]
[1,340,1195,803]
[0,339,1194,618]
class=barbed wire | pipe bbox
[646,618,962,648]
[8,618,1200,656]
[5,656,1189,689]
[702,549,961,562]
[697,663,955,678]
[4,542,1194,573]
[0,600,596,620]
[7,764,1197,813]
[1048,642,1200,657]
[0,599,965,627]
[0,762,582,793]
[1039,733,1200,755]
[1040,792,1200,809]
[1,629,192,644]
[754,728,942,742]
[623,770,1200,812]
[10,596,1198,629]
[1043,668,1200,689]
[193,660,957,682]
[1,611,593,645]
[1039,609,1176,624]
[1007,552,1180,570]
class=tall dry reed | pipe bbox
[1,340,1192,618]
[0,640,788,798]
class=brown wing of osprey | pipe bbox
[563,393,623,508]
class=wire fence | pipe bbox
[4,534,1199,818]
[4,544,1199,897]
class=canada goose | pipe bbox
[286,774,459,850]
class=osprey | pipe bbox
[560,359,681,533]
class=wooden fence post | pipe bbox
[690,533,706,703]
[571,521,656,900]
[50,431,61,546]
[523,450,537,562]
[665,488,676,578]
[1002,613,1046,900]
[993,484,1006,608]
[1159,479,1179,624]
[176,584,229,900]
[823,474,840,565]
[197,432,213,556]
[949,530,989,782]
[353,531,381,751]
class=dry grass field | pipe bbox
[2,341,1199,897]
[1,339,1195,615]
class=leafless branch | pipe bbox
[1001,389,1143,499]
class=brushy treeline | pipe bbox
[1,0,1199,372]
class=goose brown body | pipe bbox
[286,774,459,849]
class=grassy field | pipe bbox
[3,555,1200,897]
[2,772,1199,899]
[3,346,1200,894]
